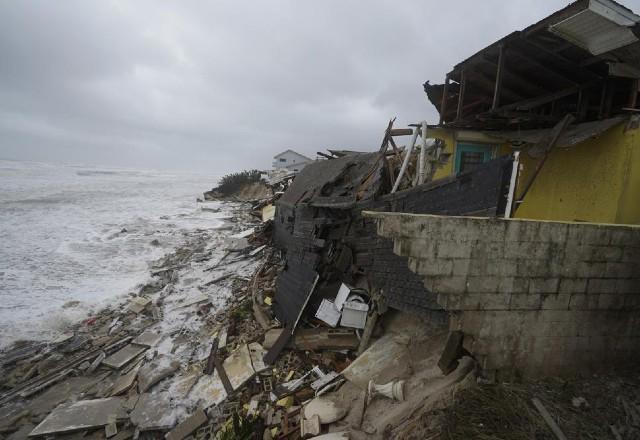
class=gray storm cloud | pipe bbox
[0,0,572,174]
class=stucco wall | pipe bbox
[515,122,639,225]
[365,211,640,377]
[428,121,639,225]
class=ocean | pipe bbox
[0,160,224,348]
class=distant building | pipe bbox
[272,149,313,173]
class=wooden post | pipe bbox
[492,45,505,110]
[439,74,450,125]
[456,70,466,121]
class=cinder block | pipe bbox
[569,294,590,310]
[486,260,520,277]
[499,277,529,294]
[529,278,560,294]
[576,225,611,246]
[604,262,634,279]
[471,241,504,260]
[623,294,640,309]
[610,227,639,246]
[413,258,453,277]
[585,245,623,262]
[622,246,640,263]
[452,259,472,276]
[437,240,472,259]
[466,276,500,293]
[537,222,569,243]
[506,220,539,243]
[597,293,625,310]
[461,293,510,310]
[587,278,618,294]
[509,293,542,310]
[540,293,571,310]
[505,242,552,260]
[559,278,588,294]
[575,262,607,278]
[431,276,467,294]
[616,278,640,294]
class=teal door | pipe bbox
[454,143,495,174]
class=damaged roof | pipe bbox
[277,152,385,208]
[425,0,640,130]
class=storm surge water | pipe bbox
[0,160,223,348]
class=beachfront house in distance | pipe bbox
[272,149,313,173]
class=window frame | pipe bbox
[454,142,496,174]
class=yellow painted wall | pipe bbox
[428,122,639,225]
[514,122,639,225]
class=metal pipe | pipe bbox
[391,128,420,193]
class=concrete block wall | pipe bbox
[365,212,640,376]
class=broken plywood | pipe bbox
[29,398,127,437]
[102,344,147,370]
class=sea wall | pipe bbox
[365,212,640,377]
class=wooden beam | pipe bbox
[517,38,602,81]
[456,70,466,121]
[515,114,575,211]
[467,70,524,102]
[492,44,506,110]
[439,74,451,125]
[507,49,579,87]
[481,56,549,96]
[499,81,599,112]
[390,128,413,136]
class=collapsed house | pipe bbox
[272,0,640,379]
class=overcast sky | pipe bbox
[2,1,635,174]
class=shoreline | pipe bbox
[0,200,271,433]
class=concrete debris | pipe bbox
[301,414,321,437]
[132,330,163,348]
[128,296,151,314]
[308,433,349,439]
[137,355,180,393]
[102,344,148,370]
[29,397,127,437]
[130,392,176,431]
[105,414,118,438]
[110,370,139,399]
[87,351,106,374]
[303,397,348,424]
[165,409,208,440]
[341,334,409,390]
[224,236,250,251]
